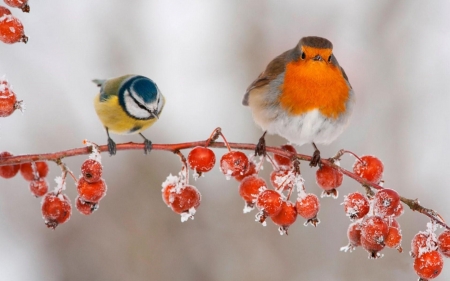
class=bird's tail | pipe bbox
[92,79,106,87]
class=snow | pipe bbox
[243,202,254,214]
[180,207,196,222]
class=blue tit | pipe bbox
[93,74,165,155]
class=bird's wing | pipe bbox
[242,50,290,106]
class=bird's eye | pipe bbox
[301,52,306,60]
[327,55,332,63]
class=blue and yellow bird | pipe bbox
[93,75,165,155]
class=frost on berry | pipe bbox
[273,144,297,168]
[239,175,267,212]
[0,78,23,117]
[219,151,249,179]
[20,161,49,181]
[161,174,177,207]
[234,161,257,182]
[4,0,30,12]
[437,230,450,258]
[0,151,20,178]
[0,14,27,44]
[385,225,402,252]
[373,188,400,217]
[296,192,320,227]
[270,168,295,191]
[414,250,444,280]
[271,200,297,235]
[0,6,12,17]
[81,159,103,183]
[352,155,384,184]
[343,192,370,220]
[340,222,362,253]
[188,146,216,174]
[29,178,48,197]
[315,165,343,199]
[255,189,282,221]
[75,196,98,215]
[360,216,388,258]
[41,192,72,229]
[169,185,201,221]
[410,223,439,259]
[77,177,107,203]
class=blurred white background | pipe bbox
[1,0,450,280]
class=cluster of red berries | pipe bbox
[0,77,24,117]
[76,158,106,216]
[409,223,449,280]
[223,145,323,234]
[160,147,207,221]
[0,0,29,44]
[341,155,403,259]
[0,151,50,196]
[0,142,108,229]
[41,147,106,229]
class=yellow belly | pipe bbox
[93,94,158,135]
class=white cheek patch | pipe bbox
[124,90,152,119]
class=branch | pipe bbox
[1,137,448,230]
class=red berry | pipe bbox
[385,226,402,251]
[360,216,389,245]
[41,192,72,229]
[256,189,282,217]
[169,185,201,214]
[373,188,400,217]
[437,230,450,258]
[219,151,249,178]
[81,159,103,183]
[75,196,98,215]
[188,146,216,173]
[270,169,294,191]
[393,202,404,218]
[234,161,257,182]
[0,14,27,44]
[271,200,297,234]
[161,183,176,207]
[360,234,385,258]
[296,193,320,222]
[0,79,21,117]
[273,144,297,167]
[20,161,49,181]
[77,177,107,203]
[414,250,444,279]
[29,178,48,197]
[347,222,362,248]
[3,0,29,12]
[343,192,370,220]
[411,232,436,258]
[316,165,343,191]
[0,6,11,17]
[239,175,267,205]
[0,151,19,178]
[353,155,384,184]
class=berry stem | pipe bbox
[0,136,448,230]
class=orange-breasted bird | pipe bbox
[243,36,354,166]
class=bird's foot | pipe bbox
[310,143,321,167]
[143,139,153,154]
[139,133,152,154]
[255,131,267,156]
[107,137,117,156]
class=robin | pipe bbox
[243,36,354,166]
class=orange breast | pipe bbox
[279,60,350,119]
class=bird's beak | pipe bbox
[151,110,159,119]
[312,55,323,61]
